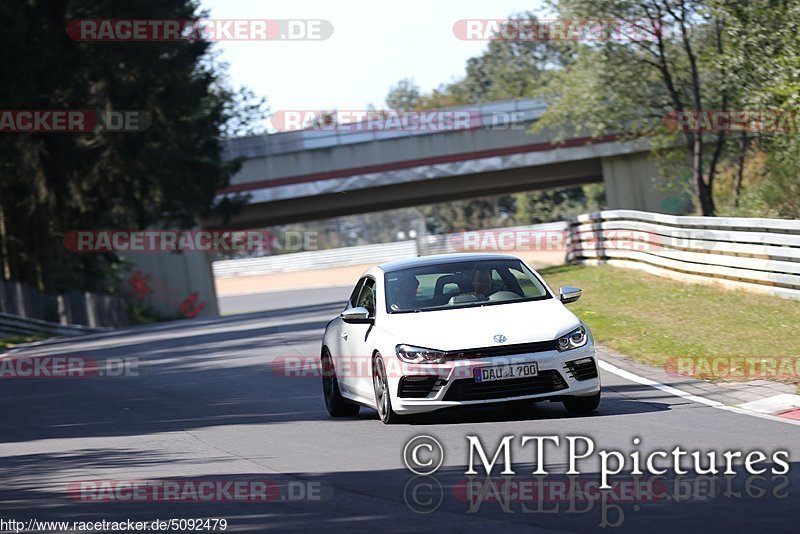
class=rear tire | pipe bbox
[563,391,601,414]
[322,349,359,417]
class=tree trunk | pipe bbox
[733,132,748,208]
[697,178,715,217]
[689,133,715,216]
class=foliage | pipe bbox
[385,11,593,231]
[418,184,605,234]
[390,2,800,219]
[535,0,800,216]
[385,78,422,111]
[0,0,266,294]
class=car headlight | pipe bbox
[556,326,588,352]
[396,344,447,364]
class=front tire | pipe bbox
[322,349,359,417]
[563,391,601,414]
[373,353,402,424]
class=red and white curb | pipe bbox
[599,360,800,427]
[737,394,800,421]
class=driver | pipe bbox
[389,273,419,311]
[469,268,494,300]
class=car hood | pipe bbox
[381,298,581,351]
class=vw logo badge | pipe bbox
[493,334,507,344]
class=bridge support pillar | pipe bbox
[601,152,692,214]
[120,249,219,320]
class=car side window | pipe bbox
[356,278,376,316]
[348,278,365,309]
[510,267,547,297]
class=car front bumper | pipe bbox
[387,344,600,414]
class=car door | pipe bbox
[339,277,377,398]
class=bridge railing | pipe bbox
[221,98,547,160]
[566,209,800,300]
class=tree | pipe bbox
[456,14,572,103]
[532,0,799,216]
[391,11,588,230]
[514,184,605,225]
[0,0,266,293]
[718,0,800,214]
[385,78,421,111]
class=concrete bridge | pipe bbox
[131,99,690,319]
[209,98,689,229]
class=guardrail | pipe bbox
[566,210,800,300]
[0,312,104,338]
[0,280,128,330]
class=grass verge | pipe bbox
[540,263,800,383]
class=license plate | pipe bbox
[474,362,538,383]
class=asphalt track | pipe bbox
[1,287,799,533]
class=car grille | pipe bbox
[398,376,447,398]
[564,358,599,381]
[442,370,568,401]
[444,340,557,360]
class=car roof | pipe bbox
[378,253,522,273]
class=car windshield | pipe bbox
[384,259,551,313]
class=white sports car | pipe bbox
[321,253,600,424]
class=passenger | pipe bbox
[449,268,495,305]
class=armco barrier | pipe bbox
[0,312,104,338]
[0,280,128,330]
[566,210,800,300]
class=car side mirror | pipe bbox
[559,286,582,304]
[341,306,374,324]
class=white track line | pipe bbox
[599,360,800,428]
